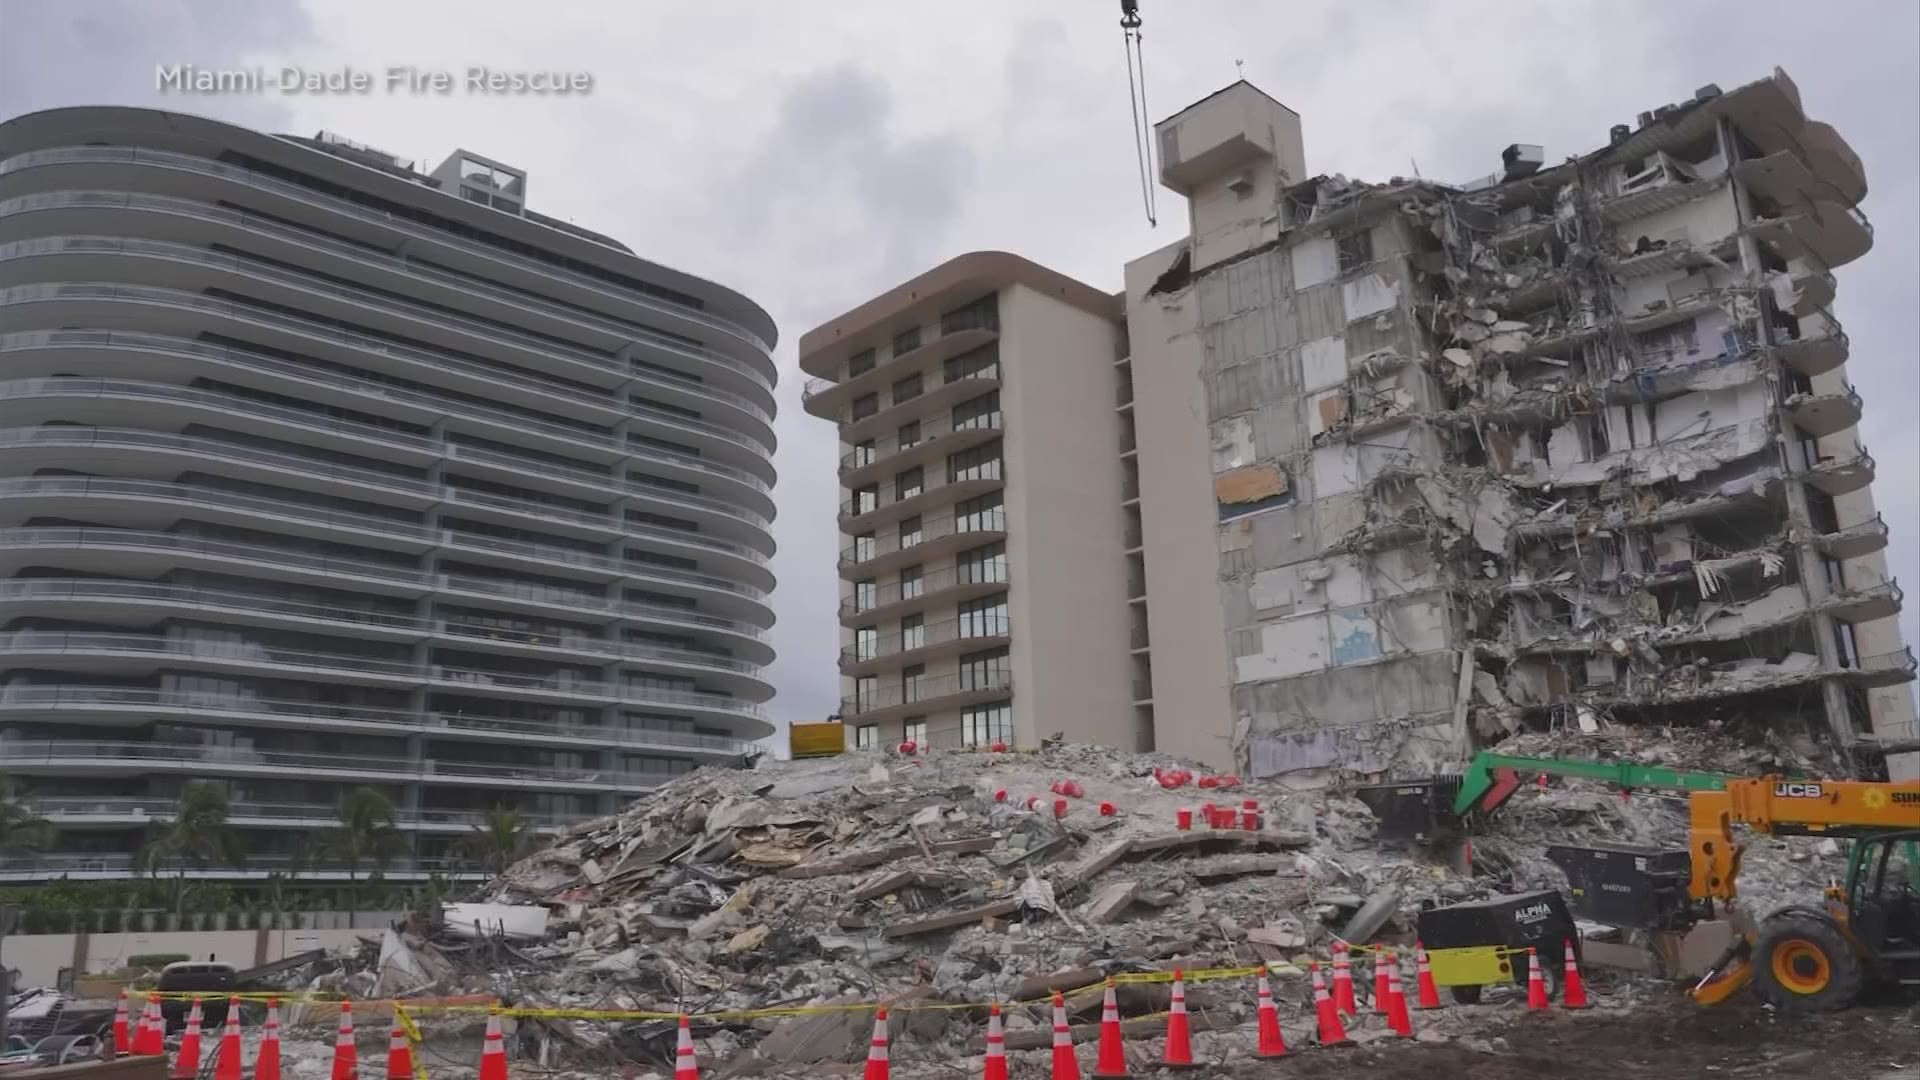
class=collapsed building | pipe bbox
[1124,70,1916,785]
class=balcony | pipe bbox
[1843,647,1918,690]
[839,670,1012,723]
[1803,443,1875,496]
[840,616,1012,674]
[1814,514,1890,561]
[1822,578,1903,625]
[1784,384,1863,438]
[0,683,762,750]
[831,362,1002,440]
[801,320,1000,419]
[28,795,581,834]
[0,738,671,794]
[839,412,1003,487]
[839,565,1009,625]
[839,470,1003,530]
[1771,312,1849,377]
[0,154,777,363]
[838,509,1006,577]
[0,630,768,722]
[1735,151,1874,270]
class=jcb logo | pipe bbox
[1774,782,1824,798]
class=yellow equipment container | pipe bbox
[788,721,847,759]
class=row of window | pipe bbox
[848,439,1002,514]
[848,393,1001,472]
[850,646,1009,710]
[847,347,1001,421]
[848,542,1006,614]
[851,702,1009,752]
[851,594,1009,660]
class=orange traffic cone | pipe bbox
[386,1023,414,1080]
[215,997,243,1080]
[1047,992,1080,1080]
[112,991,131,1056]
[331,1002,358,1080]
[1561,940,1589,1009]
[1253,966,1287,1059]
[256,1000,283,1080]
[1330,943,1358,1016]
[1371,949,1391,1014]
[1385,954,1413,1038]
[480,1010,510,1080]
[133,997,164,1056]
[981,1004,1009,1080]
[172,997,205,1080]
[1525,949,1551,1012]
[670,1015,696,1080]
[864,1008,890,1080]
[1160,972,1199,1071]
[1310,963,1351,1047]
[1091,979,1127,1077]
[1413,944,1443,1010]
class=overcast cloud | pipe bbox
[2,0,1914,729]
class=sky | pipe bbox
[2,0,1915,731]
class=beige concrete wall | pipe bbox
[999,282,1136,749]
[1124,241,1237,766]
[0,927,376,988]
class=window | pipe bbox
[903,718,927,746]
[892,327,923,356]
[900,614,926,652]
[948,440,1002,484]
[944,345,999,384]
[852,484,879,515]
[958,542,1007,585]
[855,723,879,749]
[896,467,924,501]
[852,393,879,421]
[954,492,1004,533]
[848,348,877,378]
[852,439,876,469]
[898,421,922,450]
[940,294,999,335]
[899,565,924,601]
[855,675,878,711]
[898,515,923,549]
[959,647,1011,690]
[853,579,877,612]
[892,373,924,405]
[854,533,876,562]
[961,701,1013,747]
[855,626,879,662]
[1336,228,1373,273]
[952,391,1001,432]
[901,664,927,704]
[959,594,1009,638]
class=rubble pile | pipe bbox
[395,729,1844,1075]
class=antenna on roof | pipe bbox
[1119,0,1158,227]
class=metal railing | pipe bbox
[1856,648,1918,676]
[26,795,581,831]
[839,467,1002,521]
[840,670,1013,716]
[838,510,1006,568]
[0,738,672,788]
[0,631,766,717]
[841,616,1011,665]
[838,412,1002,474]
[0,685,758,750]
[0,150,776,356]
[840,564,1007,617]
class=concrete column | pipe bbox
[1719,117,1859,769]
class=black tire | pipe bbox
[1751,912,1863,1012]
[1448,984,1483,1005]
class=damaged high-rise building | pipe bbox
[1126,72,1916,784]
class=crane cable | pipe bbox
[1121,2,1158,227]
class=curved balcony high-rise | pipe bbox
[0,108,777,882]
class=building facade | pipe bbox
[0,107,779,881]
[799,253,1143,752]
[1128,73,1916,783]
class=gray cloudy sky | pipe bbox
[2,0,1915,727]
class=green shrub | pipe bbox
[128,953,190,970]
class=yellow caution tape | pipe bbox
[392,1005,430,1080]
[125,961,1343,1023]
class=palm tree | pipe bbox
[320,786,404,918]
[0,774,53,855]
[137,781,247,916]
[456,805,536,876]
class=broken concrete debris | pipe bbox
[329,727,1850,1077]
